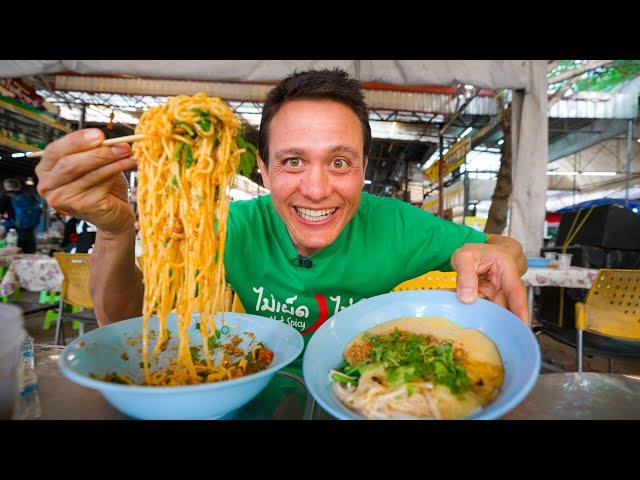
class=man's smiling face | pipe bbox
[259,98,366,257]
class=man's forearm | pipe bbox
[486,234,527,276]
[89,228,143,326]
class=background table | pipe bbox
[0,246,22,257]
[522,266,598,289]
[0,255,62,298]
[19,345,313,420]
[502,373,640,419]
[522,266,598,327]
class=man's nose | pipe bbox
[300,164,331,201]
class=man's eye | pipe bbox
[332,159,347,169]
[285,158,302,167]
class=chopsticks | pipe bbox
[25,134,145,159]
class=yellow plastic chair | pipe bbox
[392,271,457,291]
[229,270,457,315]
[53,253,97,345]
[575,269,640,372]
[231,290,246,313]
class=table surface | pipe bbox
[26,345,315,420]
[0,256,63,297]
[24,345,640,420]
[0,246,22,256]
[0,252,50,267]
[522,266,598,289]
[502,372,640,420]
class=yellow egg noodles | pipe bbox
[133,92,242,385]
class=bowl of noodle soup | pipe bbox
[303,290,540,420]
[59,312,304,419]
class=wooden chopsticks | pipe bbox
[25,134,145,159]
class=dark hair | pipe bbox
[258,68,371,165]
[3,178,21,191]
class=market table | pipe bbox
[19,345,640,420]
[16,345,313,420]
[0,255,62,298]
[0,246,22,257]
[501,372,640,419]
[522,266,599,289]
[309,372,640,420]
[522,266,598,327]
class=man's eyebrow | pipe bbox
[273,148,305,158]
[273,145,361,159]
[329,145,361,157]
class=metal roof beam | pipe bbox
[548,118,629,163]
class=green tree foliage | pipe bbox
[548,60,640,93]
[235,131,258,177]
[575,60,640,91]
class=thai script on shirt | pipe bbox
[253,286,310,318]
[251,286,366,332]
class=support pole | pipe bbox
[463,166,470,224]
[404,156,410,203]
[509,61,548,256]
[626,119,633,208]
[438,134,444,217]
[79,103,86,130]
[573,154,577,207]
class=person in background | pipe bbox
[61,216,78,252]
[62,217,97,253]
[0,178,42,253]
[74,219,97,253]
[47,211,66,238]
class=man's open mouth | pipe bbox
[294,207,338,222]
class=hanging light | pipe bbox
[25,177,35,186]
[460,127,473,138]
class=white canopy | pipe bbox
[0,60,531,89]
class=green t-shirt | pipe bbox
[224,192,486,343]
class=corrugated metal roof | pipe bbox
[363,90,497,115]
[53,75,500,116]
[548,93,637,119]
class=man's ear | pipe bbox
[257,155,271,190]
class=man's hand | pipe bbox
[450,237,528,324]
[35,128,138,235]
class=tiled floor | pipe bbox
[11,291,640,375]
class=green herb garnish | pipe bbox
[330,370,358,385]
[198,118,212,132]
[190,346,201,363]
[174,120,196,138]
[334,329,471,395]
[183,145,194,168]
[175,141,184,160]
[190,107,211,118]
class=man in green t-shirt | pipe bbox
[36,69,527,336]
[225,69,527,336]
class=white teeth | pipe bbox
[295,207,337,221]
